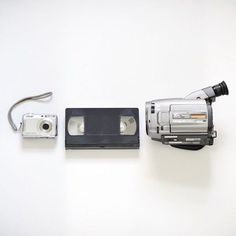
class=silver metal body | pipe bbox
[22,113,58,138]
[146,98,216,146]
[145,81,230,149]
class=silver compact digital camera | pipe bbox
[8,92,58,139]
[146,81,229,150]
[22,113,58,138]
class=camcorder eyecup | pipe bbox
[212,81,229,97]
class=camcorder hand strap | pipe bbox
[8,92,53,132]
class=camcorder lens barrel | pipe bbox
[212,81,229,97]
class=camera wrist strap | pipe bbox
[8,92,53,132]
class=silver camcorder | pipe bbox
[146,81,229,150]
[22,113,57,138]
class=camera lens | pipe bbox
[42,123,50,130]
[40,120,52,132]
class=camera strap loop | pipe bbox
[8,92,53,132]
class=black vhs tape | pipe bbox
[65,108,139,149]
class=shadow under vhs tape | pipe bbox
[65,108,139,149]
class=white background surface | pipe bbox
[0,0,236,235]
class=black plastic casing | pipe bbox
[65,108,140,149]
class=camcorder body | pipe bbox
[146,81,229,150]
